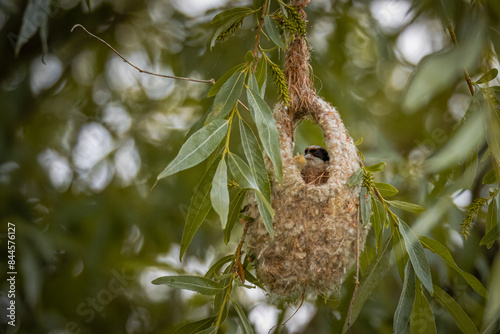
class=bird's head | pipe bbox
[304,145,330,167]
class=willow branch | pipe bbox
[71,24,215,85]
[253,0,269,61]
[446,23,474,95]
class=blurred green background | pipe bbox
[1,0,499,333]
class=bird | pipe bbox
[294,145,330,185]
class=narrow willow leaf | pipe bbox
[481,200,499,248]
[174,316,216,334]
[239,118,271,201]
[197,327,216,334]
[482,169,498,184]
[481,314,500,334]
[462,152,478,189]
[205,254,234,279]
[410,281,437,334]
[16,0,50,54]
[347,168,363,186]
[476,68,498,84]
[387,200,426,214]
[364,162,386,172]
[255,192,275,238]
[186,108,212,139]
[264,15,286,49]
[433,285,479,334]
[394,262,416,334]
[180,157,221,260]
[228,152,259,189]
[419,236,488,298]
[211,7,256,49]
[255,58,267,96]
[393,227,409,280]
[426,110,485,173]
[341,237,392,333]
[212,7,253,25]
[354,137,364,146]
[245,50,255,63]
[211,158,230,228]
[360,187,371,226]
[228,153,274,237]
[231,300,256,334]
[246,86,283,184]
[207,71,246,123]
[371,197,384,252]
[208,64,246,97]
[152,276,224,295]
[247,72,259,93]
[398,220,433,295]
[224,189,247,244]
[157,120,228,181]
[374,182,398,197]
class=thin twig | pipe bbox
[347,204,361,332]
[446,23,474,95]
[253,0,269,61]
[71,24,215,85]
[269,290,306,333]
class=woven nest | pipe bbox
[244,16,369,300]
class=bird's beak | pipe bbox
[304,153,312,160]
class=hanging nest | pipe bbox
[244,2,369,300]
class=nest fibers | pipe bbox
[245,12,368,300]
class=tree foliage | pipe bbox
[1,0,500,333]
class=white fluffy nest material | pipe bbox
[245,96,368,300]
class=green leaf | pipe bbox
[393,227,409,280]
[462,151,478,189]
[387,200,426,214]
[228,152,259,190]
[16,0,51,55]
[347,168,363,186]
[481,314,500,334]
[394,262,416,334]
[419,236,488,298]
[157,120,228,181]
[211,7,256,49]
[208,64,246,97]
[398,220,433,295]
[480,200,499,249]
[152,275,224,295]
[482,169,498,185]
[371,197,385,252]
[255,58,268,96]
[433,285,479,334]
[374,182,398,197]
[225,189,247,244]
[247,72,259,93]
[402,25,484,112]
[180,157,221,260]
[211,158,230,228]
[426,110,485,173]
[174,316,216,334]
[207,71,246,123]
[364,162,386,172]
[246,86,283,184]
[341,237,392,333]
[475,68,498,84]
[245,50,255,63]
[360,187,371,226]
[264,15,287,49]
[231,300,255,334]
[212,7,254,25]
[196,327,216,334]
[354,137,364,146]
[410,281,437,334]
[228,153,274,237]
[205,254,234,279]
[239,117,271,201]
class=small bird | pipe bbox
[295,145,330,185]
